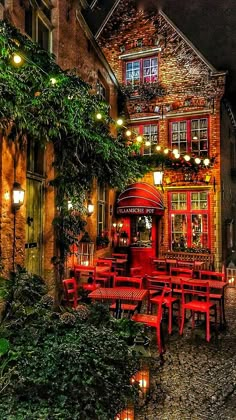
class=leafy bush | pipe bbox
[0,271,139,419]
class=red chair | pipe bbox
[179,280,217,342]
[95,271,117,287]
[130,266,143,277]
[110,276,142,315]
[63,278,79,308]
[199,271,226,326]
[132,287,171,355]
[112,253,128,275]
[145,275,171,312]
[170,267,193,294]
[147,276,180,334]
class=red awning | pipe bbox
[116,182,165,216]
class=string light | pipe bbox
[203,158,210,166]
[156,145,161,151]
[12,53,22,65]
[163,148,169,154]
[136,135,142,142]
[96,113,102,120]
[50,77,57,85]
[117,118,123,126]
[184,154,191,161]
[195,157,201,164]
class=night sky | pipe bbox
[158,0,236,102]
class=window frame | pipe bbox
[24,0,53,52]
[169,115,209,156]
[97,185,108,235]
[168,190,211,251]
[131,122,159,156]
[123,55,158,85]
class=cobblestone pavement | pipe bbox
[135,287,236,420]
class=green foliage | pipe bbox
[0,270,140,419]
[0,20,148,271]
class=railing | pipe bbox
[162,251,214,270]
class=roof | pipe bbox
[81,0,236,104]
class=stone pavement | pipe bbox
[135,287,236,420]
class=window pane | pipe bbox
[191,118,208,156]
[171,121,187,153]
[126,61,140,84]
[37,17,50,51]
[191,214,208,249]
[191,192,208,210]
[143,124,158,155]
[171,214,187,250]
[171,192,187,210]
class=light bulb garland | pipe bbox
[95,112,215,172]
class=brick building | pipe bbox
[0,0,236,289]
[82,0,236,271]
[0,0,119,290]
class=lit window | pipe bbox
[132,123,158,155]
[170,191,210,250]
[170,117,209,156]
[125,56,158,85]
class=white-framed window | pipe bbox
[132,123,158,155]
[25,0,53,52]
[170,117,209,156]
[125,56,158,85]
[169,191,210,250]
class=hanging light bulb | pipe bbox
[96,113,102,120]
[163,148,169,154]
[12,53,22,65]
[117,118,123,126]
[145,140,151,146]
[174,153,180,158]
[172,148,179,155]
[195,157,201,164]
[126,130,132,137]
[184,154,190,161]
[50,77,57,85]
[156,145,161,151]
[203,158,210,166]
[136,135,143,142]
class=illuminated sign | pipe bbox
[117,207,160,215]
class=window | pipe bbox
[125,56,158,85]
[25,0,52,52]
[96,79,107,102]
[27,138,44,175]
[132,123,158,155]
[170,117,209,156]
[97,185,108,234]
[169,191,210,250]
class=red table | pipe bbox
[89,287,148,318]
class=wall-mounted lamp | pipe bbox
[205,174,211,184]
[153,171,164,186]
[87,198,94,216]
[12,182,25,209]
[112,221,123,232]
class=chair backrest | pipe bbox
[151,270,168,276]
[199,270,225,281]
[146,275,171,293]
[63,278,77,298]
[180,279,210,304]
[114,276,142,288]
[130,266,143,277]
[96,259,113,269]
[156,286,172,323]
[112,253,127,259]
[177,260,194,268]
[170,267,193,278]
[74,265,96,284]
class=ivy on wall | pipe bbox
[0,20,148,273]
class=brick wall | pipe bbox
[98,2,228,268]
